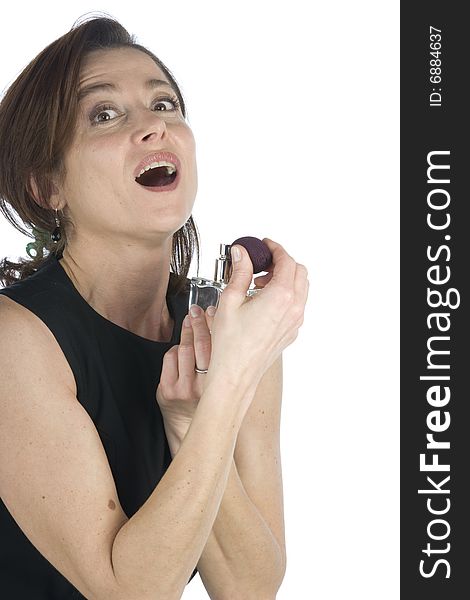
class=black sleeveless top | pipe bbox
[0,252,198,598]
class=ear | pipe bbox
[28,174,60,209]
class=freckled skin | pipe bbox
[108,499,116,510]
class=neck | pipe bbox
[58,238,175,342]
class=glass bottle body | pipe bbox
[188,278,225,311]
[189,277,260,311]
[188,243,260,311]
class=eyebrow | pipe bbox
[77,78,173,102]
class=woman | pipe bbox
[0,15,308,600]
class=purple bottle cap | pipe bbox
[231,236,273,274]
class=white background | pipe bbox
[0,2,399,598]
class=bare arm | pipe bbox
[164,356,286,600]
[197,354,286,600]
[111,377,256,599]
[0,296,256,600]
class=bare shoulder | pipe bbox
[0,293,127,598]
[0,292,76,395]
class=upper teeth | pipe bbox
[137,161,177,178]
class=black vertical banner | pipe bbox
[401,3,468,599]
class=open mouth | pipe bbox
[135,164,178,188]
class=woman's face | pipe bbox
[60,47,197,246]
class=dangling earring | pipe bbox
[51,208,61,243]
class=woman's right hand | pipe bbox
[203,237,309,399]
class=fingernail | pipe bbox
[206,305,216,317]
[231,245,241,262]
[190,304,201,318]
[183,315,191,327]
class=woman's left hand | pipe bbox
[156,304,216,451]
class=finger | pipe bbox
[261,238,296,290]
[178,314,196,380]
[161,345,179,385]
[293,263,309,320]
[189,305,212,371]
[204,305,217,332]
[275,263,309,349]
[221,244,254,309]
[253,271,274,288]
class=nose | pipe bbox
[131,110,168,145]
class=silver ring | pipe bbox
[195,367,208,374]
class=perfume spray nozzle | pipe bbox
[214,243,232,284]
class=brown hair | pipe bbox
[0,13,200,294]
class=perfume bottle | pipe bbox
[189,240,268,312]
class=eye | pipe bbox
[89,95,181,126]
[90,105,120,125]
[153,96,181,112]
